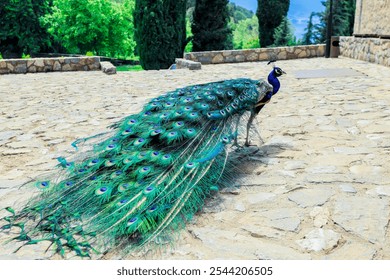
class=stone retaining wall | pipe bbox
[184,44,325,64]
[0,56,101,74]
[354,0,390,37]
[340,36,390,67]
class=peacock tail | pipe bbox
[1,77,273,258]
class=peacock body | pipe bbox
[1,67,284,258]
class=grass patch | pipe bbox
[116,65,144,72]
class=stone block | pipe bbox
[246,52,258,61]
[100,61,117,74]
[175,58,201,70]
[53,61,62,71]
[34,59,45,67]
[15,62,27,74]
[62,64,72,71]
[211,53,224,63]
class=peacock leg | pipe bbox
[245,110,256,146]
[232,116,241,147]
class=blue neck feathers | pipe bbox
[268,69,281,96]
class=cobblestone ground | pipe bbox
[0,57,389,260]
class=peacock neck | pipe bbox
[268,71,281,95]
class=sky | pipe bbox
[230,0,325,39]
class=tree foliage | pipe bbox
[229,3,254,23]
[273,16,295,47]
[134,0,187,70]
[256,0,290,47]
[0,0,53,58]
[232,16,260,49]
[42,0,135,57]
[191,0,232,51]
[303,0,356,44]
[303,12,316,45]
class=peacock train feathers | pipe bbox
[0,66,285,258]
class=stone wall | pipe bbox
[184,44,325,64]
[0,56,101,74]
[340,36,390,67]
[354,0,390,37]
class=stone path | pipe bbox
[0,57,389,259]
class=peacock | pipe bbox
[0,63,285,258]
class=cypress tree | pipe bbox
[134,0,187,70]
[273,17,294,47]
[191,0,232,51]
[256,0,290,47]
[303,12,315,45]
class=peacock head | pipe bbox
[267,60,286,77]
[273,67,286,77]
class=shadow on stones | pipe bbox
[203,142,291,213]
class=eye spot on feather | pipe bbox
[122,128,132,135]
[127,217,138,226]
[65,181,74,187]
[36,181,50,190]
[128,119,137,125]
[185,162,198,169]
[148,205,158,213]
[105,159,116,167]
[89,158,100,166]
[106,144,116,150]
[144,185,155,194]
[117,199,129,206]
[222,136,230,143]
[111,170,123,179]
[150,129,162,136]
[118,183,131,192]
[95,186,109,195]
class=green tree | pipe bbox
[229,3,254,23]
[233,16,260,49]
[256,0,290,47]
[134,0,187,70]
[332,0,356,36]
[192,0,232,51]
[0,0,53,58]
[303,12,316,45]
[311,0,356,43]
[273,16,295,47]
[43,0,135,57]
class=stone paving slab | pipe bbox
[0,57,389,260]
[294,68,364,79]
